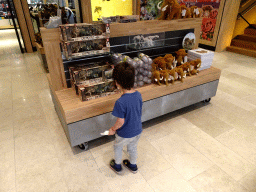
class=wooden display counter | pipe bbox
[48,67,221,147]
[41,19,221,149]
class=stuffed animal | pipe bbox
[160,70,171,86]
[168,68,179,84]
[190,6,203,18]
[157,0,181,20]
[175,67,185,82]
[152,70,163,86]
[153,57,167,70]
[180,5,191,18]
[177,62,191,77]
[189,59,201,75]
[175,49,187,66]
[164,54,175,69]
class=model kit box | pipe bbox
[62,39,110,60]
[76,79,118,101]
[60,23,110,42]
[69,62,113,86]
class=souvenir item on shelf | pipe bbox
[60,23,110,42]
[188,48,214,70]
[175,49,187,66]
[164,54,175,69]
[111,53,123,65]
[190,6,203,18]
[63,39,110,59]
[182,33,195,50]
[177,62,192,77]
[134,54,153,88]
[157,0,181,20]
[76,79,118,101]
[189,59,201,75]
[180,5,191,19]
[69,62,113,86]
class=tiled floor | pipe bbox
[1,29,256,192]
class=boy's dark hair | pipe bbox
[113,62,135,90]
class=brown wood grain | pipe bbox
[80,0,92,23]
[35,42,45,55]
[52,67,221,124]
[41,28,67,91]
[110,18,203,38]
[20,0,36,47]
[216,0,241,52]
[13,0,33,52]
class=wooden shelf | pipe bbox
[48,67,221,124]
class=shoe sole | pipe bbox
[110,165,122,175]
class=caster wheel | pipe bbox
[78,142,89,150]
[203,98,211,103]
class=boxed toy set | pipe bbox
[69,61,117,101]
[60,23,110,42]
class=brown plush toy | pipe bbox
[160,70,170,86]
[175,67,185,82]
[180,5,191,18]
[189,59,201,75]
[202,5,213,18]
[177,62,191,77]
[153,57,167,70]
[175,49,187,66]
[153,70,163,86]
[190,6,203,18]
[158,0,181,20]
[164,54,175,69]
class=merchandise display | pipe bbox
[151,49,202,86]
[60,23,110,42]
[60,23,110,60]
[111,53,153,88]
[188,48,214,71]
[69,61,117,101]
[157,0,203,20]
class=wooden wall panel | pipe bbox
[110,18,202,37]
[41,28,67,91]
[20,0,35,47]
[80,0,93,23]
[13,0,33,52]
[216,0,241,52]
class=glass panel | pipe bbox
[0,0,25,53]
[91,0,133,21]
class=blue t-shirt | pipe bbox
[112,91,143,138]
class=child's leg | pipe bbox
[127,134,141,165]
[114,134,126,164]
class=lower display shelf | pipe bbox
[48,66,221,147]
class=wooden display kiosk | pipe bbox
[42,18,221,149]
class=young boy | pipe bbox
[108,62,143,174]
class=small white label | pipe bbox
[182,9,186,16]
[195,8,199,15]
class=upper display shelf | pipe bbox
[60,23,110,42]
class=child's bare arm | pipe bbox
[108,118,125,135]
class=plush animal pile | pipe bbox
[152,49,202,86]
[111,50,202,87]
[157,0,203,20]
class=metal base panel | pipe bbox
[53,80,219,147]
